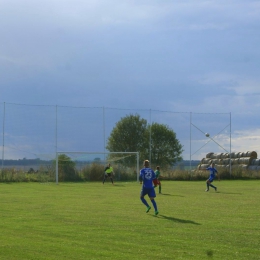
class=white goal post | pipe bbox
[55,151,140,184]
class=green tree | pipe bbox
[57,154,78,181]
[149,122,183,167]
[106,114,148,166]
[106,114,183,168]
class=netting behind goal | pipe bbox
[55,151,139,184]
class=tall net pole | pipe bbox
[1,102,5,172]
[229,112,232,178]
[55,105,58,184]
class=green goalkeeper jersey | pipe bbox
[155,170,161,178]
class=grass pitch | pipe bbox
[0,180,259,260]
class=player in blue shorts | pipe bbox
[205,162,218,192]
[139,160,159,215]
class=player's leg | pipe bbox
[205,179,210,191]
[149,189,159,215]
[208,179,217,191]
[158,180,161,193]
[108,173,114,185]
[140,188,150,212]
[102,173,107,184]
[110,177,114,184]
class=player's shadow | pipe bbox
[160,193,184,197]
[156,214,201,225]
[217,191,242,195]
[113,184,126,187]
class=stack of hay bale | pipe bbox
[198,151,260,170]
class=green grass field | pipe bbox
[0,180,259,260]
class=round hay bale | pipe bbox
[248,165,257,170]
[234,152,240,158]
[222,153,229,159]
[256,166,260,171]
[201,158,212,164]
[206,152,214,158]
[241,164,248,169]
[239,157,252,165]
[230,152,236,158]
[200,164,210,169]
[212,159,222,165]
[246,151,257,159]
[210,153,218,159]
[251,159,260,166]
[216,153,222,159]
[233,158,240,165]
[222,158,230,165]
[237,152,243,158]
[241,152,247,157]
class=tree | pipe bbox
[149,122,183,167]
[106,114,183,168]
[57,154,78,181]
[106,114,148,166]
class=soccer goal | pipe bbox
[55,151,140,184]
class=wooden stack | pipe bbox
[197,151,260,170]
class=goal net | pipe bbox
[55,151,139,184]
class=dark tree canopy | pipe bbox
[106,114,148,166]
[57,154,77,181]
[149,122,183,167]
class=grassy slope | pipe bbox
[0,180,259,260]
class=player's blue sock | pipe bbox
[141,197,149,207]
[151,199,157,211]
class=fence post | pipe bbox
[1,102,5,172]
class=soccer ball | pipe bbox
[205,133,210,137]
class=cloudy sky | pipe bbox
[0,0,260,159]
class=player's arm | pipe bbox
[139,174,143,184]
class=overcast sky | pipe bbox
[1,0,260,159]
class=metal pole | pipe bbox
[2,102,5,172]
[137,152,139,182]
[229,112,232,178]
[103,107,106,161]
[190,112,192,177]
[55,105,58,184]
[149,109,152,165]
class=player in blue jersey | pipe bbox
[205,162,218,192]
[139,160,159,215]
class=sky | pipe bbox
[0,0,260,160]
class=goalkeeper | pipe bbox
[102,163,114,185]
[153,166,162,194]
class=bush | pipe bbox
[81,163,104,181]
[1,164,260,183]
